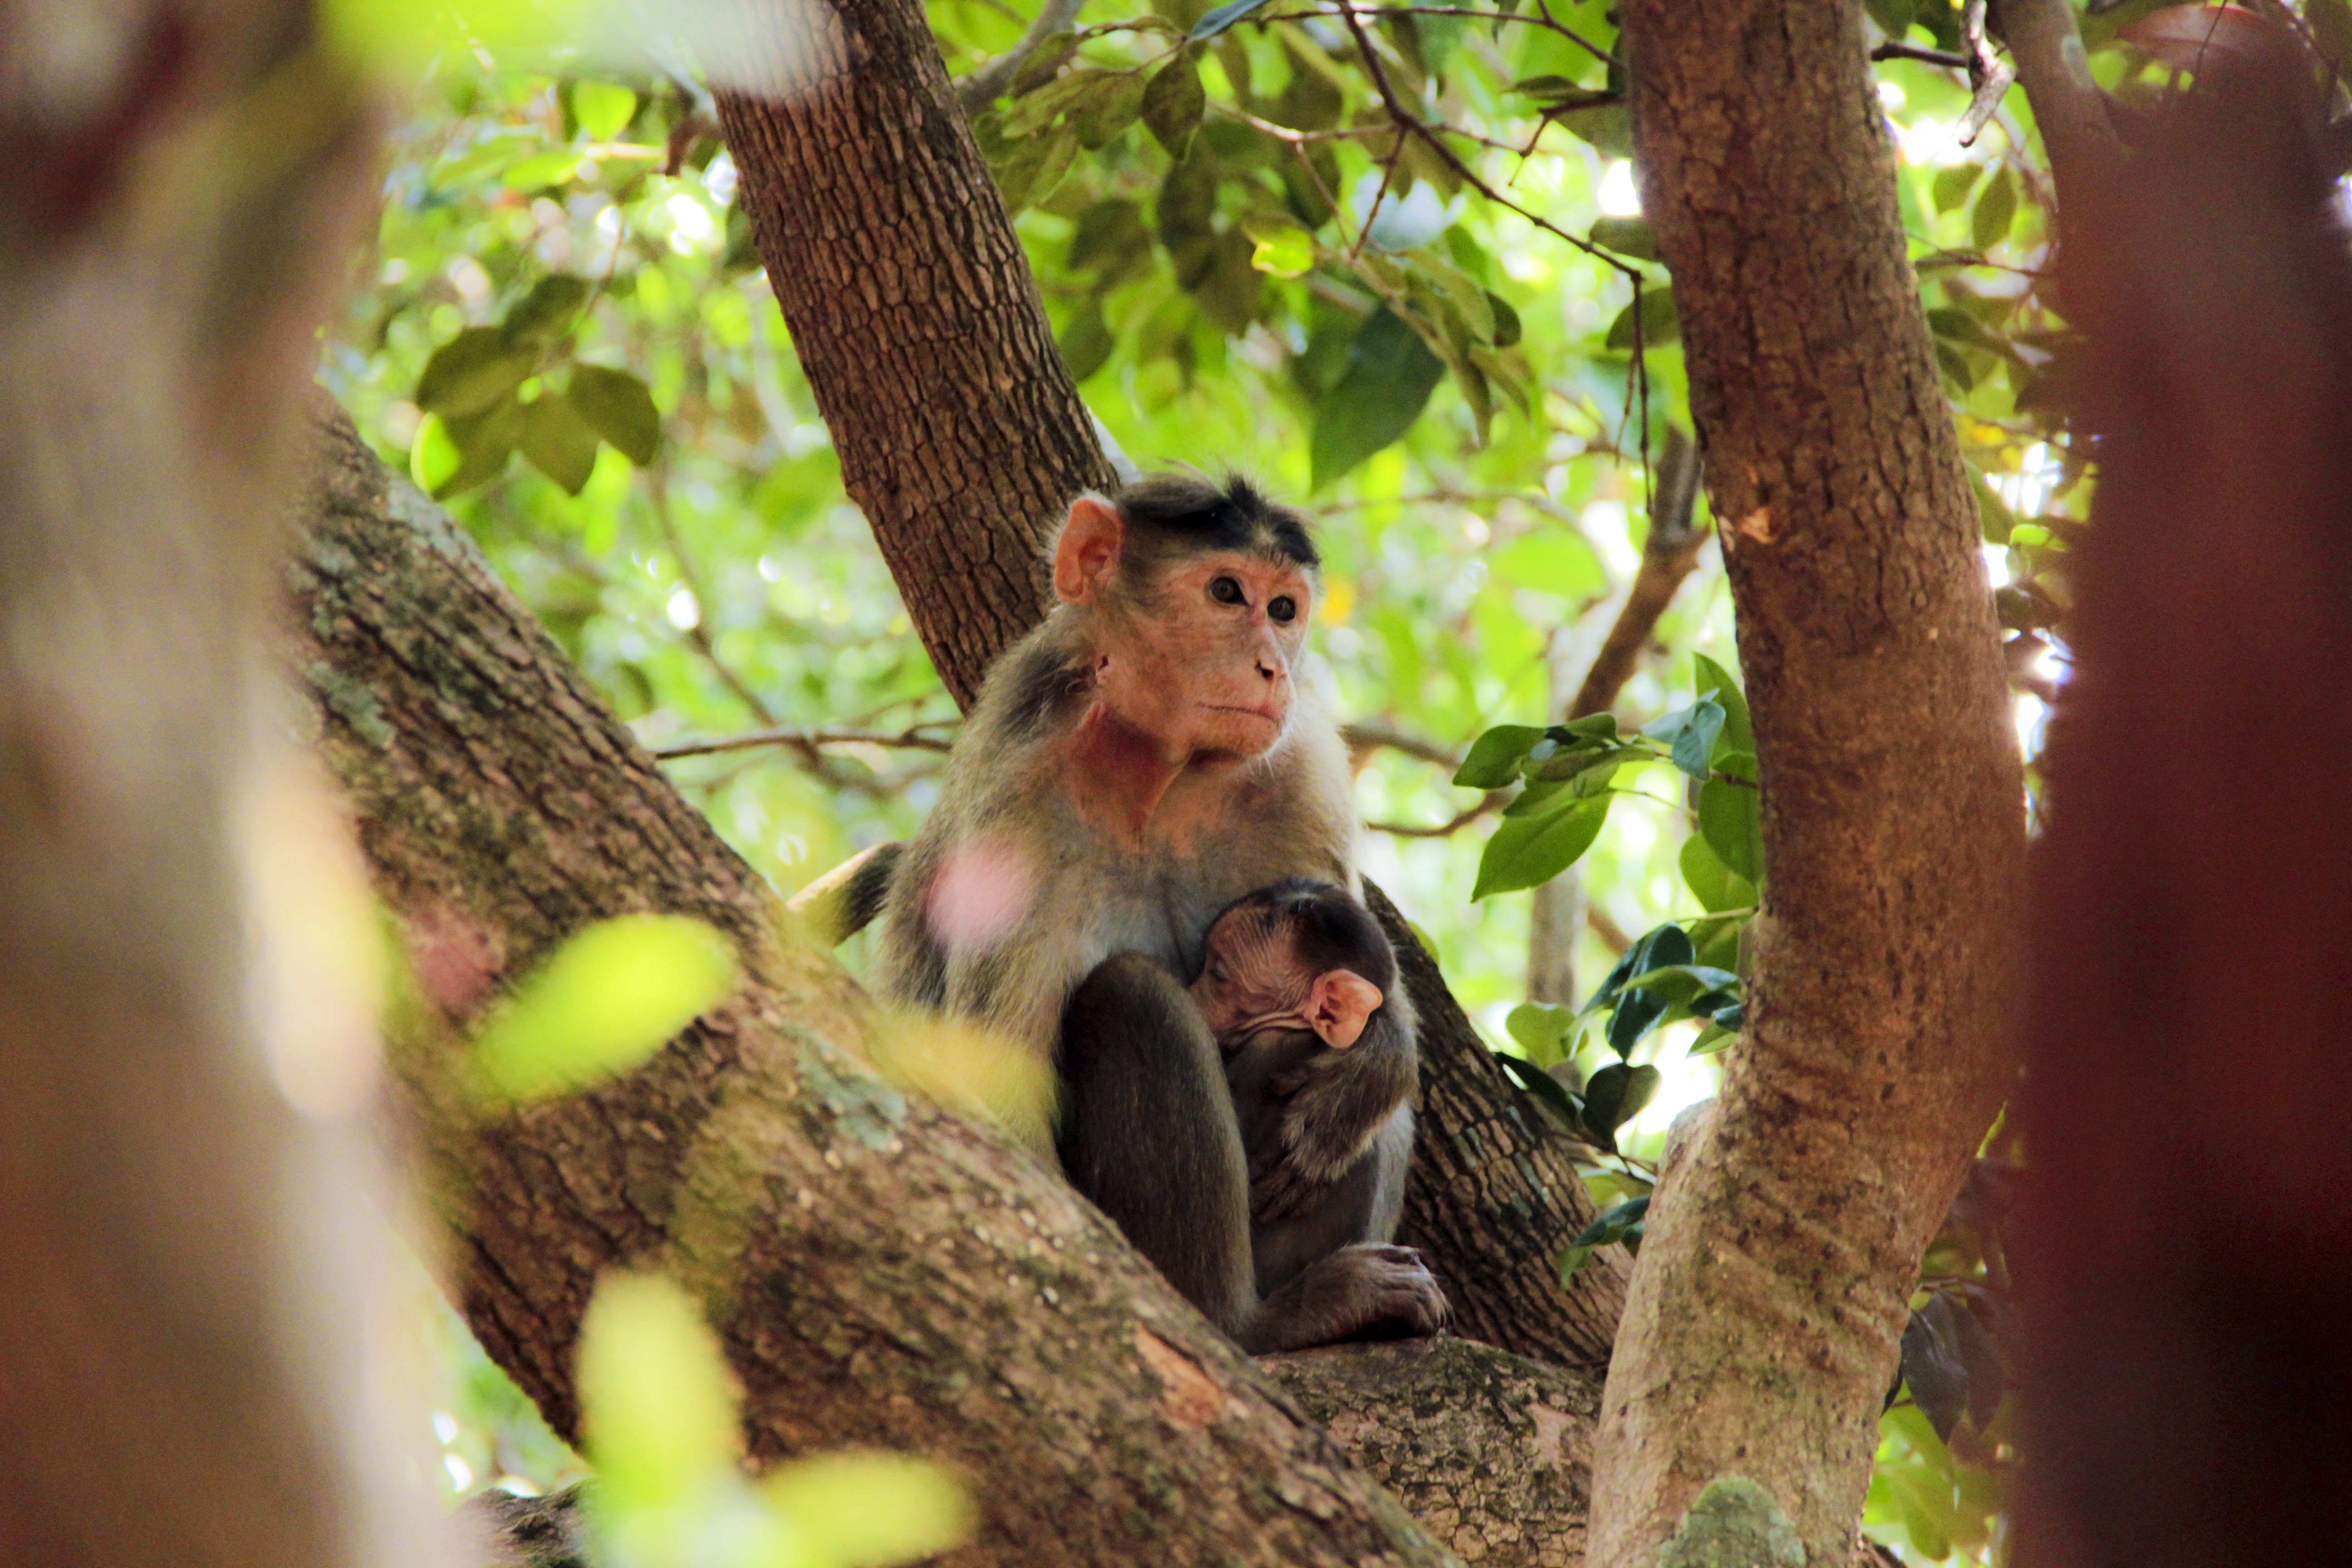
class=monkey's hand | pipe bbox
[1250,1031,1415,1225]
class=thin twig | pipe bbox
[956,0,1089,109]
[1955,0,2019,146]
[1367,790,1508,838]
[1254,4,1623,69]
[1343,720,1464,769]
[652,724,957,760]
[1871,39,1971,69]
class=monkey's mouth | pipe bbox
[1203,704,1283,730]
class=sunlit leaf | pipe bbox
[1504,1001,1578,1061]
[521,389,602,495]
[1249,225,1316,279]
[1698,773,1762,886]
[1454,725,1545,789]
[1692,654,1754,756]
[1679,831,1754,915]
[417,325,534,418]
[1471,795,1610,900]
[764,1452,978,1568]
[1971,169,2015,253]
[577,1270,736,1512]
[503,273,591,347]
[573,79,639,140]
[474,914,740,1102]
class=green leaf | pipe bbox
[1069,70,1148,150]
[1592,922,1696,1010]
[1250,225,1315,278]
[1142,51,1207,158]
[1580,1062,1661,1149]
[1571,1193,1650,1248]
[1454,724,1545,789]
[1699,774,1763,885]
[1068,199,1152,280]
[1558,1241,1599,1280]
[1498,1049,1583,1126]
[1588,215,1657,260]
[992,125,1079,211]
[501,273,589,348]
[473,914,740,1102]
[1007,32,1079,97]
[501,147,583,190]
[763,1452,978,1568]
[1972,168,2016,252]
[1553,100,1631,157]
[1505,1001,1578,1063]
[1935,342,1975,391]
[416,325,534,418]
[1472,795,1610,900]
[1865,0,1916,40]
[1642,694,1726,780]
[567,363,662,465]
[1058,302,1115,382]
[1692,654,1754,755]
[435,393,525,498]
[1605,286,1677,351]
[1689,1022,1735,1056]
[577,1271,736,1513]
[1486,292,1522,347]
[1679,831,1756,914]
[1190,0,1272,40]
[572,79,637,140]
[519,389,601,495]
[1310,307,1446,488]
[1931,161,1981,215]
[409,412,461,494]
[1619,962,1741,1007]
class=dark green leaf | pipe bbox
[1486,292,1522,347]
[1934,342,1975,391]
[1471,795,1609,900]
[1454,724,1545,789]
[1571,1193,1650,1248]
[1069,71,1148,149]
[568,363,662,465]
[1310,308,1446,489]
[1901,1295,1970,1442]
[1007,31,1079,97]
[1619,963,1741,1006]
[1552,100,1631,157]
[1689,1021,1735,1056]
[1580,1062,1661,1148]
[1156,154,1220,285]
[1142,51,1207,157]
[519,389,600,495]
[1588,216,1657,260]
[1972,168,2016,252]
[1698,774,1762,885]
[1864,0,1915,40]
[1058,303,1115,382]
[1556,713,1620,743]
[1189,0,1270,40]
[416,326,534,418]
[1193,229,1264,333]
[501,274,590,348]
[1592,922,1696,1009]
[1498,1050,1583,1127]
[992,125,1078,211]
[1068,200,1151,279]
[1605,287,1677,351]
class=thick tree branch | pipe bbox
[295,404,1464,1568]
[1566,425,1708,723]
[1992,0,2125,202]
[1589,0,2027,1563]
[718,0,1629,1368]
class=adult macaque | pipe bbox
[872,475,1442,1351]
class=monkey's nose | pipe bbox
[1256,658,1279,682]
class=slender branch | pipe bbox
[1871,39,1971,69]
[955,0,1088,108]
[1256,5,1623,69]
[1955,0,2020,146]
[653,724,957,760]
[1344,720,1464,770]
[1567,425,1708,720]
[1367,790,1508,839]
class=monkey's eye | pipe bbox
[1209,576,1245,606]
[1268,596,1297,624]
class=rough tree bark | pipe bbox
[0,4,403,1566]
[298,403,1594,1567]
[715,0,1628,1370]
[1586,4,2026,1564]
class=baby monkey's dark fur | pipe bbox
[1058,880,1445,1354]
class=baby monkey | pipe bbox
[1057,879,1444,1354]
[1191,878,1424,1304]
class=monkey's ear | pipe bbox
[1308,970,1383,1049]
[1053,495,1125,604]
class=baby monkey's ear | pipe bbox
[1308,970,1383,1049]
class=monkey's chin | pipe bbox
[1195,706,1286,759]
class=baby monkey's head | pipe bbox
[1190,878,1396,1049]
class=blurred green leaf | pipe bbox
[1588,216,1657,260]
[1605,287,1677,351]
[763,1453,978,1568]
[1310,307,1446,488]
[520,389,602,495]
[577,1270,736,1512]
[1142,52,1208,157]
[503,274,590,347]
[1692,655,1754,755]
[1971,168,2016,252]
[1931,161,1981,215]
[1058,303,1116,382]
[474,914,739,1102]
[436,394,526,497]
[573,80,638,141]
[1190,0,1274,40]
[568,363,663,465]
[417,325,534,418]
[1497,1048,1583,1124]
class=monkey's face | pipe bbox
[1191,907,1382,1049]
[1100,550,1313,761]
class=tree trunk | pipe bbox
[0,6,402,1566]
[716,0,1627,1370]
[1586,5,2026,1564]
[297,404,1474,1568]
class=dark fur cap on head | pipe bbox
[1213,877,1395,992]
[1112,471,1321,572]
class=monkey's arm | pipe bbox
[1250,1007,1418,1225]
